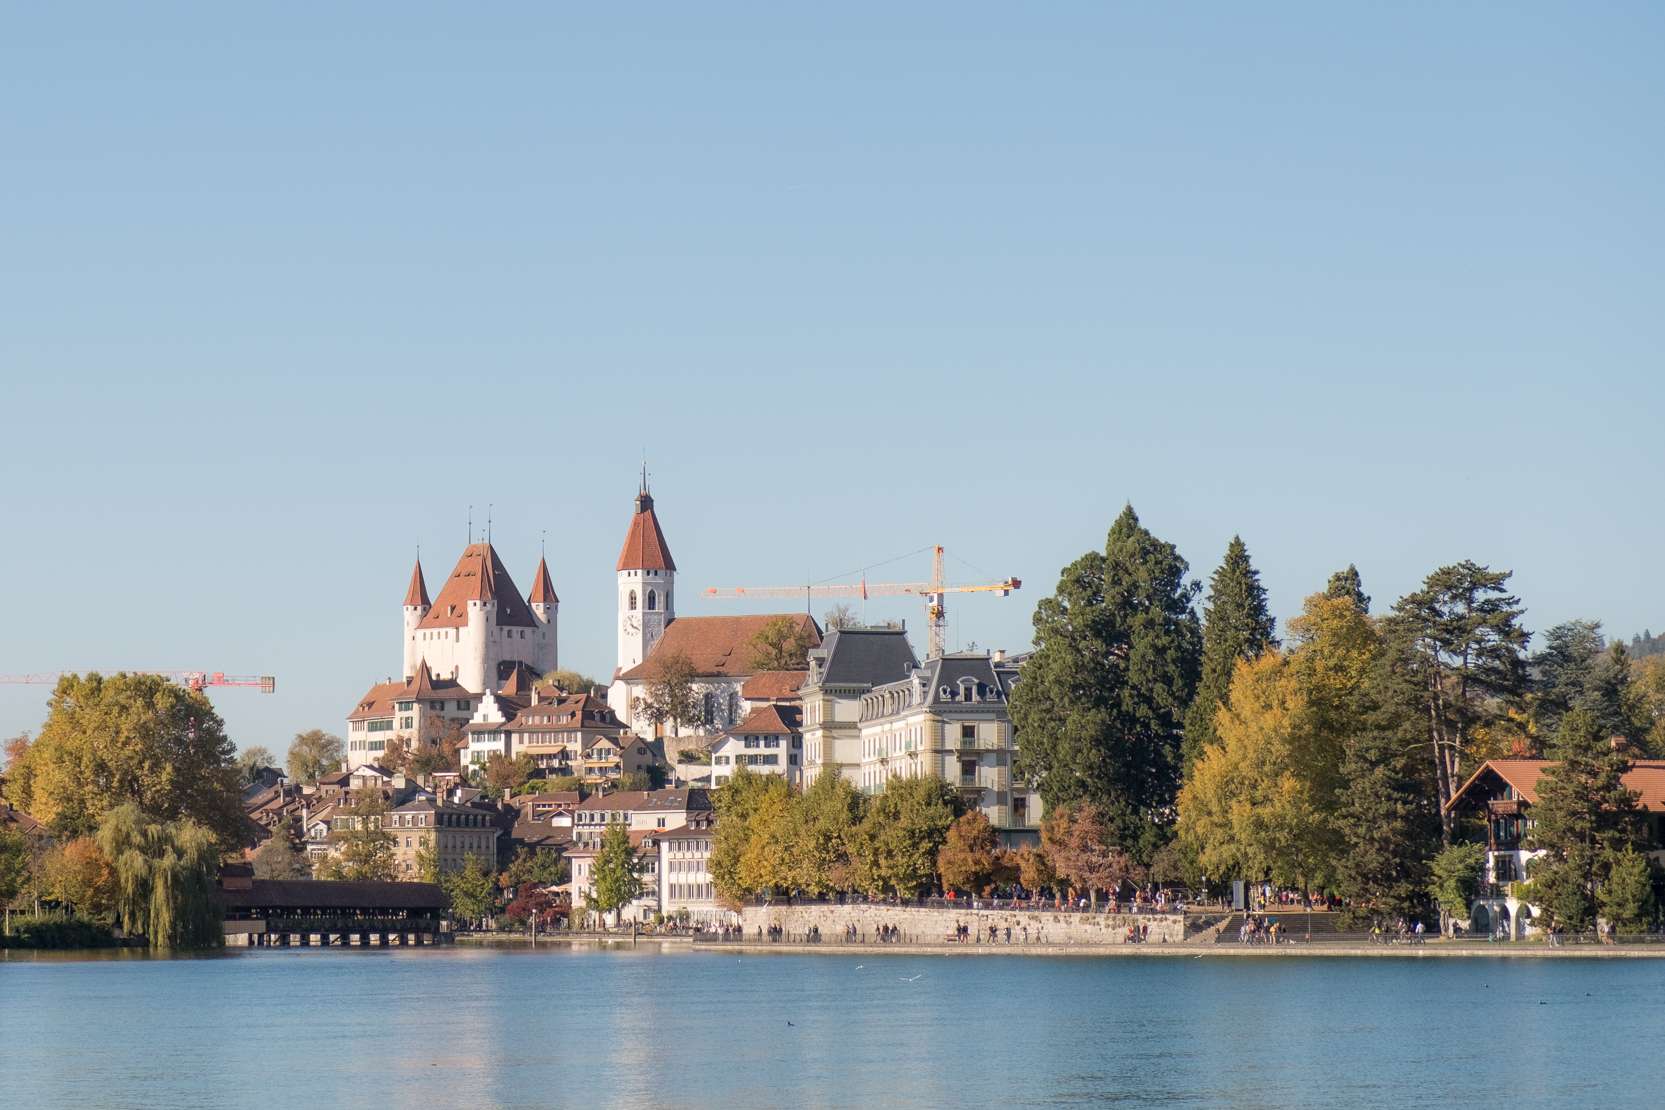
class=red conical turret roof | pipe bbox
[616,489,676,572]
[529,556,559,605]
[404,558,430,608]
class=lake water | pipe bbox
[2,945,1660,1108]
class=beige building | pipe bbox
[801,625,919,785]
[855,652,1040,842]
[385,797,503,877]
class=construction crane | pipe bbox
[704,545,1020,658]
[0,671,276,694]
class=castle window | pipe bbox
[647,590,657,611]
[628,590,638,611]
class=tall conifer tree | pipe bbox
[1182,536,1277,770]
[1325,564,1370,613]
[1011,505,1201,862]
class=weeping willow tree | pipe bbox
[95,805,223,949]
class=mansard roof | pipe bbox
[616,490,676,572]
[416,542,537,630]
[807,625,919,689]
[618,613,823,681]
[528,556,559,605]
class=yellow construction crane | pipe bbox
[704,545,1020,658]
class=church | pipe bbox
[606,478,820,737]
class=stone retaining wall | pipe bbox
[737,903,1186,946]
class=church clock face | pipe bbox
[623,614,640,634]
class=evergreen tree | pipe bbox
[1598,848,1656,932]
[1183,537,1278,770]
[1325,565,1370,614]
[1011,505,1202,862]
[1388,562,1530,842]
[1526,708,1639,929]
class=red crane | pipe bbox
[0,671,276,693]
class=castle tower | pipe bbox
[413,542,542,694]
[402,557,430,681]
[615,475,676,674]
[528,555,560,675]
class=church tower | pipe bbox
[528,555,560,674]
[402,556,430,681]
[615,473,676,674]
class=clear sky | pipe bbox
[2,3,1661,754]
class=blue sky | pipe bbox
[2,3,1661,753]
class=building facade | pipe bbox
[801,625,919,785]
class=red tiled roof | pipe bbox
[404,559,430,608]
[348,680,405,722]
[616,491,676,572]
[1447,758,1665,813]
[740,670,808,701]
[620,614,823,681]
[528,556,559,606]
[730,704,802,735]
[417,543,537,630]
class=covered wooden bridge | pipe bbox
[218,868,449,948]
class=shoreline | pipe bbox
[453,934,1665,959]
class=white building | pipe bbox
[658,810,723,923]
[606,480,821,735]
[710,704,803,788]
[401,542,558,698]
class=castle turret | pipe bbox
[615,475,676,674]
[529,555,560,675]
[402,558,430,681]
[410,542,543,694]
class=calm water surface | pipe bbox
[2,945,1660,1108]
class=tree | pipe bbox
[1183,536,1278,769]
[286,729,345,783]
[483,752,537,796]
[413,841,439,884]
[379,735,413,775]
[0,827,32,931]
[1012,505,1202,862]
[503,847,568,891]
[6,673,244,845]
[937,811,999,895]
[235,746,277,785]
[543,669,601,694]
[544,774,585,796]
[1388,563,1530,841]
[710,768,792,904]
[1,733,33,811]
[1325,565,1370,613]
[737,789,796,895]
[1014,843,1059,900]
[851,776,960,899]
[1598,848,1656,933]
[748,616,815,671]
[1045,802,1143,909]
[442,853,497,927]
[589,821,643,919]
[824,604,859,630]
[39,837,115,918]
[1527,708,1639,930]
[1628,655,1665,756]
[96,805,222,949]
[321,792,397,882]
[789,770,864,896]
[251,828,310,880]
[1427,843,1485,933]
[633,651,701,735]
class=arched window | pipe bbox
[628,590,638,611]
[702,692,716,726]
[647,589,657,611]
[727,690,739,721]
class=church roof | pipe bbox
[528,556,559,605]
[404,559,430,608]
[739,670,809,702]
[619,613,822,681]
[616,491,676,572]
[416,543,537,630]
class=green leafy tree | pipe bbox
[442,853,497,926]
[95,804,222,949]
[323,792,397,882]
[789,770,864,896]
[589,821,643,919]
[503,847,568,890]
[1183,536,1278,769]
[1527,708,1639,930]
[413,840,439,884]
[1598,848,1656,932]
[851,776,960,899]
[251,828,310,880]
[1012,505,1203,862]
[936,810,999,895]
[542,669,601,694]
[748,617,815,671]
[710,768,792,904]
[4,673,244,846]
[1325,565,1370,613]
[1428,842,1485,934]
[1388,563,1530,842]
[286,729,345,783]
[737,789,796,895]
[632,650,702,735]
[0,827,32,929]
[236,746,278,786]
